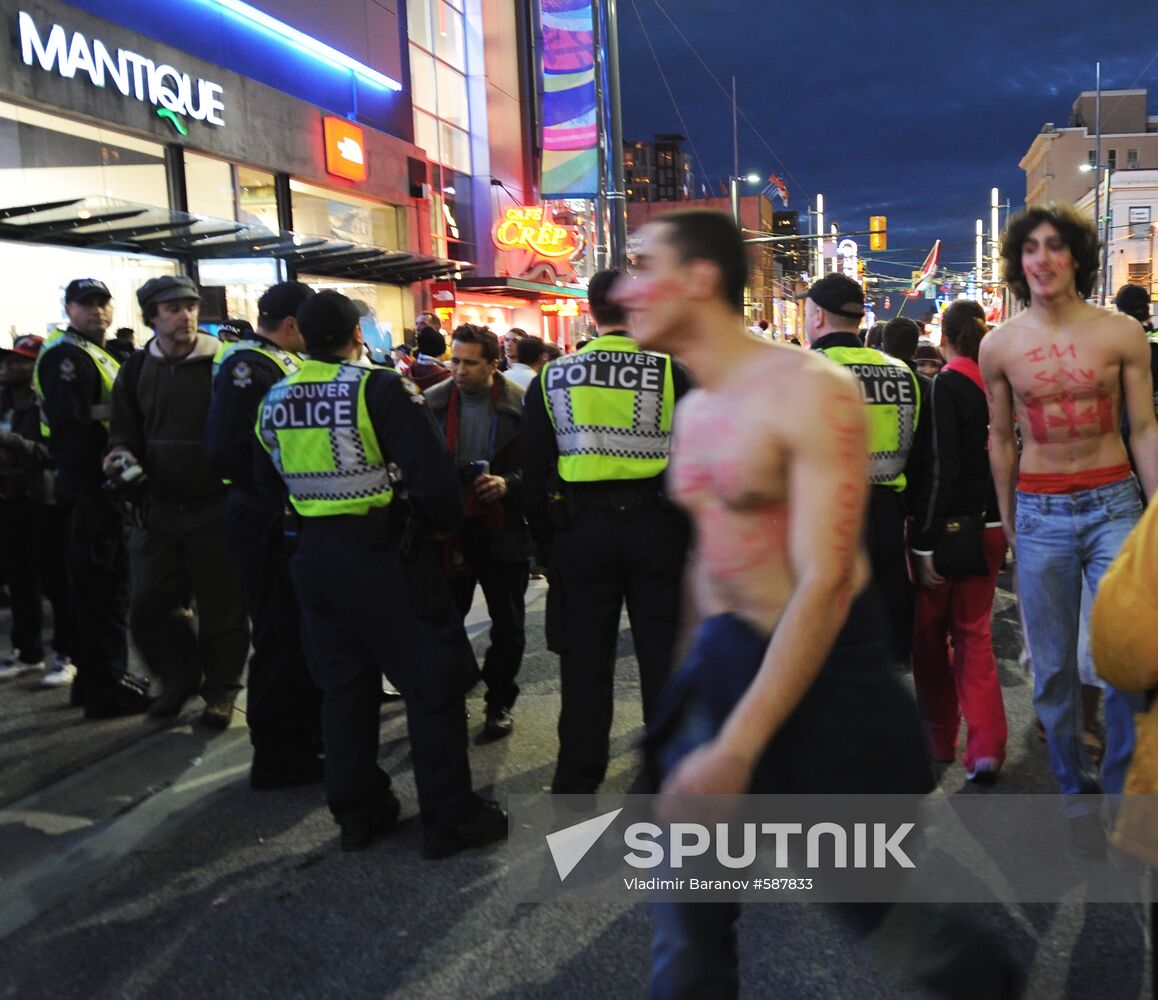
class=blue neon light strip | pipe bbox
[207,0,401,92]
[58,0,410,138]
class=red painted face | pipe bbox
[1021,221,1077,302]
[613,223,689,351]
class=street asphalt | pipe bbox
[0,573,1151,999]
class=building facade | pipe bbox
[0,0,593,352]
[1020,88,1158,309]
[0,0,457,348]
[623,133,694,203]
[1075,168,1158,311]
[1020,89,1158,208]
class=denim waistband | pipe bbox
[1015,473,1139,512]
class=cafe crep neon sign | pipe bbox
[493,206,578,261]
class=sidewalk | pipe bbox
[0,575,1151,999]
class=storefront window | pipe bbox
[185,151,236,220]
[414,111,439,165]
[0,100,167,209]
[0,242,175,346]
[407,0,432,50]
[440,123,471,175]
[289,180,403,249]
[407,0,472,178]
[433,2,466,71]
[436,62,469,130]
[411,46,437,114]
[298,276,410,355]
[238,167,278,230]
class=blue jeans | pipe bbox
[1015,476,1145,798]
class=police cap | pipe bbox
[297,290,360,354]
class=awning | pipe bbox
[0,196,469,285]
[455,276,587,300]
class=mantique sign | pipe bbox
[17,10,225,128]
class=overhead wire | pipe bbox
[648,0,807,200]
[626,0,713,199]
[1128,50,1158,89]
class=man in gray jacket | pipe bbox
[104,276,249,729]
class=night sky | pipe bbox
[617,0,1158,300]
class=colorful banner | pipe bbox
[540,0,598,198]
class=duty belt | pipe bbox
[296,506,391,541]
[569,483,668,511]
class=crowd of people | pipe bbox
[1,201,1156,997]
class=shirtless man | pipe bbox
[617,210,1020,1000]
[981,205,1158,842]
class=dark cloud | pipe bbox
[619,0,1158,285]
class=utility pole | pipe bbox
[816,193,824,277]
[975,219,984,302]
[1094,61,1104,305]
[594,0,627,270]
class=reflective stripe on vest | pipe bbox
[212,339,300,380]
[213,340,300,485]
[817,346,919,490]
[256,359,393,517]
[541,334,675,482]
[33,330,120,439]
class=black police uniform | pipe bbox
[523,334,692,794]
[254,354,501,855]
[205,336,323,786]
[810,331,932,666]
[36,327,150,716]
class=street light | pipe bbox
[729,173,761,227]
[1080,162,1112,305]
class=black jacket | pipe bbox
[252,359,463,535]
[521,338,692,550]
[909,366,999,551]
[425,373,532,562]
[0,387,53,503]
[205,337,290,495]
[108,334,225,510]
[35,328,114,502]
[810,331,933,516]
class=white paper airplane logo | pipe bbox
[545,808,623,882]
[336,136,364,164]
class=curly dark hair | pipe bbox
[451,323,501,363]
[1001,203,1099,305]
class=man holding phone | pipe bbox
[424,324,532,739]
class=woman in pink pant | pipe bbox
[909,301,1008,781]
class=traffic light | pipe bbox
[869,216,887,251]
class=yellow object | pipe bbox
[255,358,394,516]
[541,334,675,483]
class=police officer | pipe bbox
[1113,283,1158,419]
[254,290,506,855]
[800,273,931,666]
[206,281,323,789]
[33,278,151,717]
[523,269,691,794]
